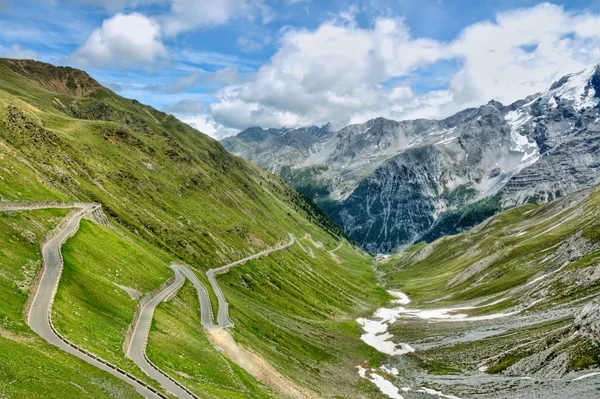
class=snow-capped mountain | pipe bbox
[221,62,600,253]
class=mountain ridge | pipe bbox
[0,58,388,399]
[222,60,600,253]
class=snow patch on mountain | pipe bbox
[356,367,405,399]
[544,64,600,110]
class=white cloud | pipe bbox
[67,2,600,137]
[181,115,237,139]
[209,3,600,134]
[78,0,166,11]
[172,49,259,69]
[141,71,200,93]
[237,36,271,53]
[210,16,445,130]
[2,44,40,60]
[70,13,167,68]
[163,99,205,114]
[161,0,271,36]
[388,86,414,102]
[447,3,600,108]
[206,67,244,85]
[165,71,200,93]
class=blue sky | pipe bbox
[1,0,600,138]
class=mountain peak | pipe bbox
[0,58,104,97]
[486,99,505,110]
[236,126,279,142]
[590,63,600,99]
[543,62,600,109]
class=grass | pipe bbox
[219,243,389,398]
[0,58,387,398]
[0,209,141,399]
[0,209,67,330]
[376,186,600,380]
[0,59,345,274]
[0,337,141,399]
[0,138,67,201]
[53,220,173,389]
[378,199,585,305]
[147,239,390,399]
[148,281,278,399]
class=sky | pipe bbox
[1,0,600,139]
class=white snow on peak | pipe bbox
[435,136,458,145]
[429,126,457,137]
[545,64,599,110]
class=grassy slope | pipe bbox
[380,184,600,375]
[146,239,390,399]
[219,242,390,398]
[0,59,386,398]
[53,220,173,388]
[148,281,278,399]
[381,192,596,305]
[0,58,345,271]
[0,209,141,399]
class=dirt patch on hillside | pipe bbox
[206,329,316,399]
[0,327,34,343]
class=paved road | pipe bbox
[14,202,308,399]
[207,233,296,327]
[25,204,165,399]
[125,269,196,399]
[171,265,216,328]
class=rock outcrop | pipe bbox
[575,299,600,344]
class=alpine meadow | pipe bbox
[1,1,600,399]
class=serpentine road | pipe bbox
[125,233,298,397]
[23,203,165,399]
[125,269,195,399]
[11,200,317,399]
[206,233,296,328]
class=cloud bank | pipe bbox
[208,3,600,133]
[69,2,600,138]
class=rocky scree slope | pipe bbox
[222,62,600,253]
[369,183,600,398]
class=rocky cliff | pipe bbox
[222,62,600,253]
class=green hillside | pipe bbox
[373,184,600,397]
[0,59,387,399]
[0,208,143,398]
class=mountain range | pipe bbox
[1,58,599,399]
[221,62,600,253]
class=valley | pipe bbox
[0,57,599,399]
[0,59,388,399]
[356,184,600,398]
